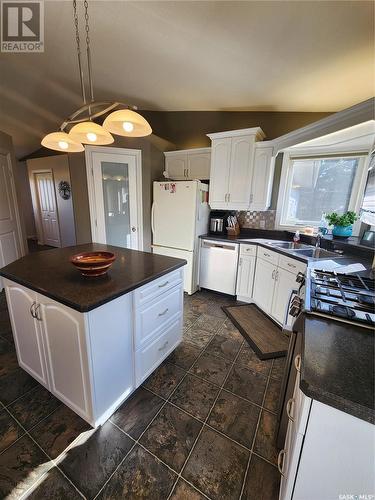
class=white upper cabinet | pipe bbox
[209,138,231,206]
[251,142,275,211]
[207,128,266,210]
[164,148,211,180]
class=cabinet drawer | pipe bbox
[135,285,183,348]
[135,318,182,386]
[257,247,279,265]
[134,269,183,307]
[278,254,306,275]
[240,244,257,257]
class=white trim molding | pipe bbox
[272,98,375,154]
[207,127,265,141]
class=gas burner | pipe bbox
[307,269,375,327]
[357,294,375,306]
[330,305,356,319]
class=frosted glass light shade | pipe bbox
[41,132,84,152]
[103,109,152,137]
[69,122,114,145]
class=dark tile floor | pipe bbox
[0,288,283,499]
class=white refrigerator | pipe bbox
[151,180,210,295]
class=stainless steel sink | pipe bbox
[291,248,338,259]
[265,241,311,250]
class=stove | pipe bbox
[305,270,375,328]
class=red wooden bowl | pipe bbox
[70,251,116,277]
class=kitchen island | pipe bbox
[0,243,186,427]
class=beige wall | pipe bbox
[141,110,332,150]
[15,161,36,238]
[68,152,92,245]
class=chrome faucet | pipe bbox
[315,232,322,248]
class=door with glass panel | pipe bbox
[86,147,143,250]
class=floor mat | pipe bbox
[222,304,288,360]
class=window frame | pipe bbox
[276,149,369,236]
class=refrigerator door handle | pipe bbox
[151,202,156,235]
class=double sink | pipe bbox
[240,239,338,259]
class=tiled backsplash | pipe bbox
[236,210,276,229]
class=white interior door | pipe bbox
[0,154,22,274]
[35,172,61,247]
[86,147,143,250]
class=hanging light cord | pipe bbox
[84,0,95,104]
[73,0,86,106]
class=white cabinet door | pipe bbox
[228,135,254,210]
[4,281,49,388]
[271,267,299,325]
[209,138,231,207]
[236,256,255,301]
[188,152,210,180]
[165,154,188,180]
[39,297,92,421]
[250,145,274,211]
[252,257,276,314]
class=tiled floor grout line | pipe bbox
[168,352,279,416]
[0,403,62,457]
[93,364,193,500]
[166,330,248,500]
[2,382,40,410]
[238,359,276,499]
[143,385,253,454]
[1,404,87,500]
[109,421,212,500]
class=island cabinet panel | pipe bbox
[5,281,49,388]
[134,284,183,348]
[87,293,134,423]
[3,267,184,428]
[39,297,93,423]
[135,317,182,386]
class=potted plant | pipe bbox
[325,211,358,238]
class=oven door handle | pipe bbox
[284,288,298,327]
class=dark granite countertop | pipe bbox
[301,316,374,424]
[0,243,186,312]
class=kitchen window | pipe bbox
[277,153,368,230]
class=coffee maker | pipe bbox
[209,211,229,235]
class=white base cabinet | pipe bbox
[236,245,257,302]
[279,358,375,500]
[252,249,306,325]
[4,268,183,428]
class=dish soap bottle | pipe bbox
[293,230,300,243]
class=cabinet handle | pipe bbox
[239,258,242,266]
[275,270,279,281]
[158,340,169,351]
[228,193,230,202]
[294,354,301,372]
[30,301,36,318]
[264,252,270,257]
[158,281,169,288]
[272,270,275,279]
[158,308,169,317]
[287,263,296,269]
[277,450,286,477]
[35,304,42,321]
[286,398,295,422]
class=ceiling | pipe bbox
[0,0,374,158]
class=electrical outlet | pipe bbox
[259,220,266,229]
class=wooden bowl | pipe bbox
[70,251,116,277]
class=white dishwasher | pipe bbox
[199,239,239,295]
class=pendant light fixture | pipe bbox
[41,0,152,153]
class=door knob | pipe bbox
[131,226,137,232]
